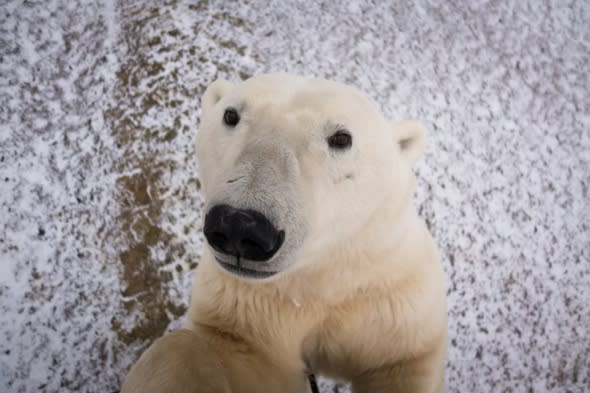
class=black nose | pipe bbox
[203,205,284,262]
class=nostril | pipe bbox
[209,232,228,248]
[240,238,266,254]
[205,230,236,256]
[237,230,285,259]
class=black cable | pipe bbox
[308,373,320,393]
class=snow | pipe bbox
[1,0,589,392]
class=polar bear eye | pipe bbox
[223,108,240,127]
[327,130,352,150]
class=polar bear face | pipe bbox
[197,74,426,281]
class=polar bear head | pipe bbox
[197,74,426,281]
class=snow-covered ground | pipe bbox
[0,0,588,392]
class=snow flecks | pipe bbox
[1,0,125,391]
[1,0,589,392]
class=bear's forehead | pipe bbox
[232,75,379,121]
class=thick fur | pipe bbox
[121,74,447,393]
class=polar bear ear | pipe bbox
[202,79,233,109]
[392,120,427,165]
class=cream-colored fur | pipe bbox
[121,74,447,393]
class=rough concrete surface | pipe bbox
[0,1,588,392]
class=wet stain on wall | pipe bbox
[103,0,261,356]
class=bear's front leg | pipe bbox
[121,327,309,393]
[121,329,231,393]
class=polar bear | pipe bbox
[121,74,447,393]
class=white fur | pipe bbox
[121,74,447,393]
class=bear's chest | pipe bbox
[303,295,411,378]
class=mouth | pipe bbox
[215,258,278,279]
